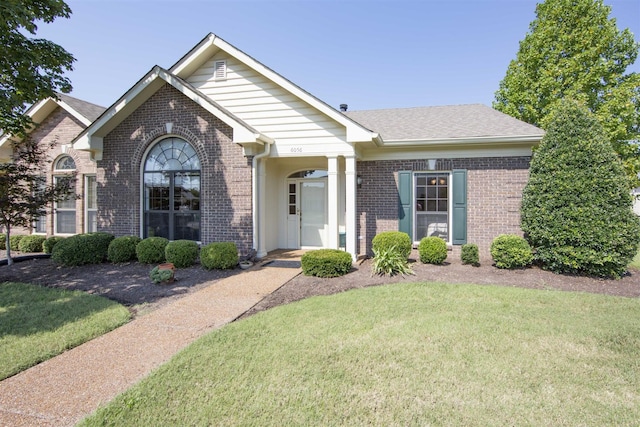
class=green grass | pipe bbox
[630,248,640,269]
[0,282,131,380]
[81,283,640,426]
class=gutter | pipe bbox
[252,141,272,258]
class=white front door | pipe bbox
[286,179,327,248]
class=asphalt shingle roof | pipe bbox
[345,104,544,141]
[57,93,106,122]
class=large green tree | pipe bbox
[521,100,640,278]
[0,0,75,137]
[494,0,640,186]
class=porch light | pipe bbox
[357,175,363,188]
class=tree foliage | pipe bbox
[0,138,78,265]
[521,101,640,278]
[0,0,75,137]
[494,0,640,186]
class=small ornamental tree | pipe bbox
[0,138,78,265]
[521,101,640,278]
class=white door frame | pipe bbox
[286,177,328,249]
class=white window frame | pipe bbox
[53,155,77,235]
[85,175,97,233]
[413,171,452,245]
[32,176,47,234]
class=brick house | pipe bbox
[8,33,545,259]
[0,94,105,236]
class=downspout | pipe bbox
[252,142,271,258]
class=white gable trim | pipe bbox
[74,66,272,160]
[0,96,92,154]
[170,33,377,144]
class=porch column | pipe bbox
[327,156,339,249]
[255,156,268,258]
[345,156,357,260]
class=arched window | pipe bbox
[143,138,201,241]
[54,155,77,234]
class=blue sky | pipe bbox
[37,0,640,112]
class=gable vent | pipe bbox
[214,60,227,80]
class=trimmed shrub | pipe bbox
[461,243,480,266]
[0,234,5,250]
[371,245,413,276]
[301,249,352,278]
[43,236,65,254]
[372,231,412,259]
[108,236,142,263]
[9,235,26,251]
[136,237,169,264]
[490,234,533,269]
[201,242,238,270]
[521,101,640,278]
[51,232,115,266]
[165,240,199,268]
[418,236,447,265]
[18,235,46,253]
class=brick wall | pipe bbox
[9,107,95,236]
[356,157,531,258]
[97,83,253,253]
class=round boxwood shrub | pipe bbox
[136,237,169,264]
[200,242,238,270]
[302,249,353,278]
[490,234,533,269]
[521,101,640,278]
[461,243,480,266]
[371,231,412,259]
[43,236,65,254]
[418,236,447,264]
[9,235,26,251]
[108,235,142,263]
[51,232,115,266]
[165,240,199,268]
[18,235,46,253]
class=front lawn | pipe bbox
[81,283,640,426]
[0,282,131,380]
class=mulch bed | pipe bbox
[1,250,639,320]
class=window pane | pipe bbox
[415,172,449,242]
[87,211,97,233]
[56,211,76,234]
[55,156,76,170]
[146,212,169,239]
[87,176,97,209]
[34,215,47,233]
[174,213,200,241]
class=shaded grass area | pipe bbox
[81,283,640,426]
[0,282,131,380]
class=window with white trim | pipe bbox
[414,172,450,242]
[85,175,97,233]
[143,138,201,241]
[33,176,47,234]
[54,156,76,234]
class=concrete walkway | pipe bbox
[0,254,302,426]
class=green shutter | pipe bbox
[398,171,412,237]
[451,169,467,245]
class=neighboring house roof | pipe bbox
[73,66,273,160]
[0,93,106,162]
[345,104,544,143]
[56,93,106,123]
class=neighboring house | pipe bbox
[0,94,106,236]
[70,33,544,259]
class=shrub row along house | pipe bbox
[0,34,544,260]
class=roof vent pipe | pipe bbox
[339,104,348,112]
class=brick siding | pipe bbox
[356,157,531,258]
[8,107,95,237]
[96,84,253,253]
